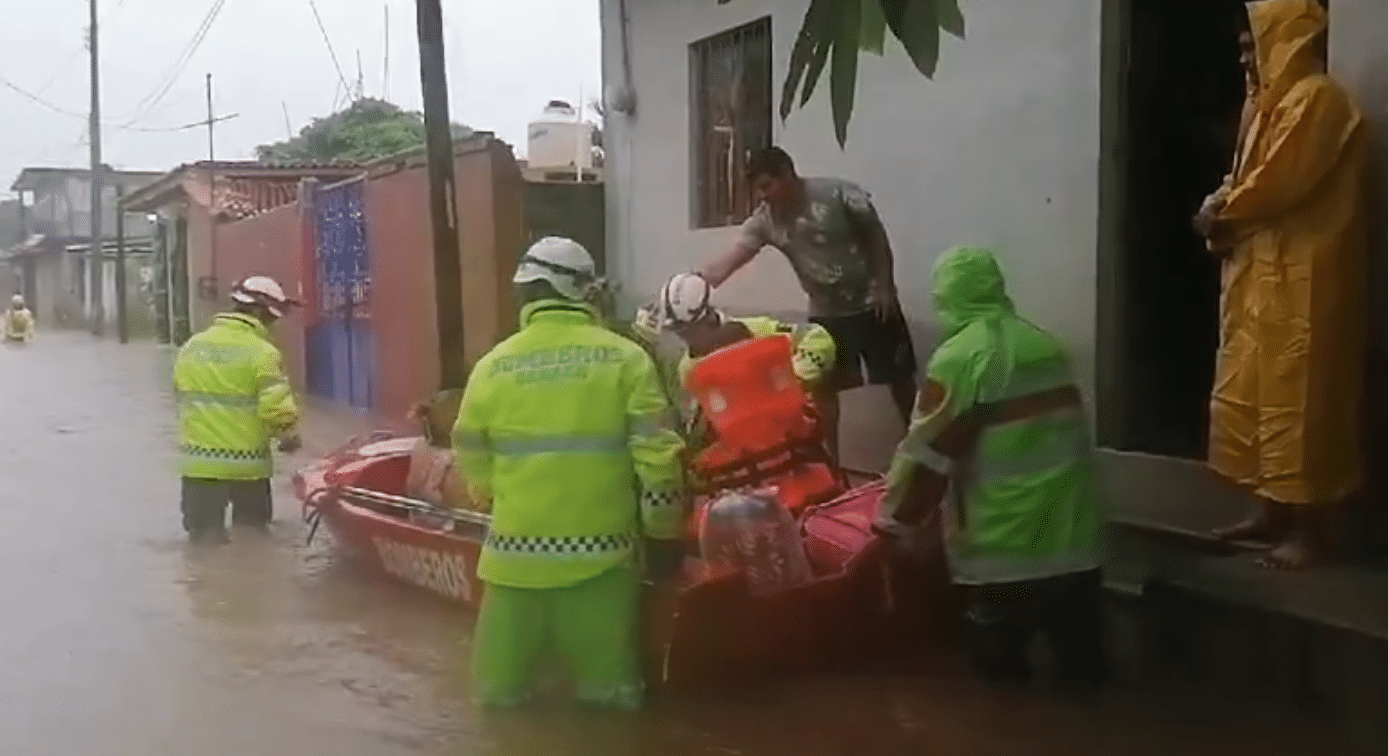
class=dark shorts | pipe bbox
[810,309,918,392]
[181,477,273,538]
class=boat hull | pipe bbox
[295,434,955,688]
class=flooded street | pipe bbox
[0,333,1359,756]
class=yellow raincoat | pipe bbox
[1207,0,1370,505]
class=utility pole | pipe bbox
[87,0,104,337]
[356,50,365,100]
[383,4,390,101]
[206,73,218,295]
[415,0,465,389]
[115,183,128,343]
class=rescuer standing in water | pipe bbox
[452,237,687,710]
[173,276,302,544]
[1195,0,1370,570]
[4,295,35,342]
[697,147,918,460]
[872,247,1106,693]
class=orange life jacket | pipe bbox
[684,335,843,515]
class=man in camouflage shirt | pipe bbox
[699,147,917,460]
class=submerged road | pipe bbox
[0,333,1358,755]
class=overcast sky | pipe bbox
[0,0,601,193]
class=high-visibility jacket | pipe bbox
[879,247,1102,585]
[4,307,34,341]
[676,316,835,391]
[173,312,299,480]
[453,299,687,590]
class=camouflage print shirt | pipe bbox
[735,177,884,317]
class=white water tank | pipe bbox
[526,100,595,171]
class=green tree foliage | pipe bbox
[719,0,965,146]
[256,98,473,163]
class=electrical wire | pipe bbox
[0,72,87,118]
[32,0,131,97]
[0,71,218,133]
[115,0,228,127]
[308,0,353,97]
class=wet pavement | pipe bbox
[0,332,1363,755]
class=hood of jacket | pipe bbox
[931,246,1015,337]
[1248,0,1328,110]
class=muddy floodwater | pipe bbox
[0,334,1361,755]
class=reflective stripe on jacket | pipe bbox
[453,299,687,590]
[173,312,299,480]
[676,316,836,390]
[880,248,1102,585]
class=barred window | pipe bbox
[690,17,772,229]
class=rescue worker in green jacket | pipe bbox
[640,272,837,454]
[174,275,302,544]
[452,237,687,711]
[872,247,1106,693]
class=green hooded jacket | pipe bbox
[453,299,687,590]
[174,312,299,480]
[879,247,1102,585]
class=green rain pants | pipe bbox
[471,564,644,710]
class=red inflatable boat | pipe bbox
[294,336,953,688]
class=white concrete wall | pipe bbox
[601,0,1103,395]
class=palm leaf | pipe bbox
[859,0,887,55]
[881,0,941,78]
[722,0,963,146]
[830,0,863,147]
[780,0,831,119]
[938,0,965,38]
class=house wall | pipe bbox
[31,255,62,326]
[185,203,218,333]
[211,141,526,422]
[366,141,526,422]
[214,204,309,390]
[1327,0,1388,545]
[24,175,157,240]
[600,0,1103,394]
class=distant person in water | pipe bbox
[4,295,34,342]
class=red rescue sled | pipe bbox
[294,336,954,688]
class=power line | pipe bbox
[0,72,87,118]
[0,70,223,132]
[116,0,228,126]
[33,0,130,98]
[308,0,353,97]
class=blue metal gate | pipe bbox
[307,179,374,409]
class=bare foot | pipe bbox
[1257,533,1316,570]
[1212,513,1282,545]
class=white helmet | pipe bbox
[230,275,294,317]
[513,237,597,301]
[10,295,23,308]
[657,272,717,327]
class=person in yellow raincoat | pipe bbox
[1193,0,1370,569]
[4,295,35,342]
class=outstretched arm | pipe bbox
[697,212,769,288]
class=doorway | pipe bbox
[1099,0,1254,459]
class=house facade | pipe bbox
[5,167,163,328]
[600,0,1388,538]
[120,161,363,343]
